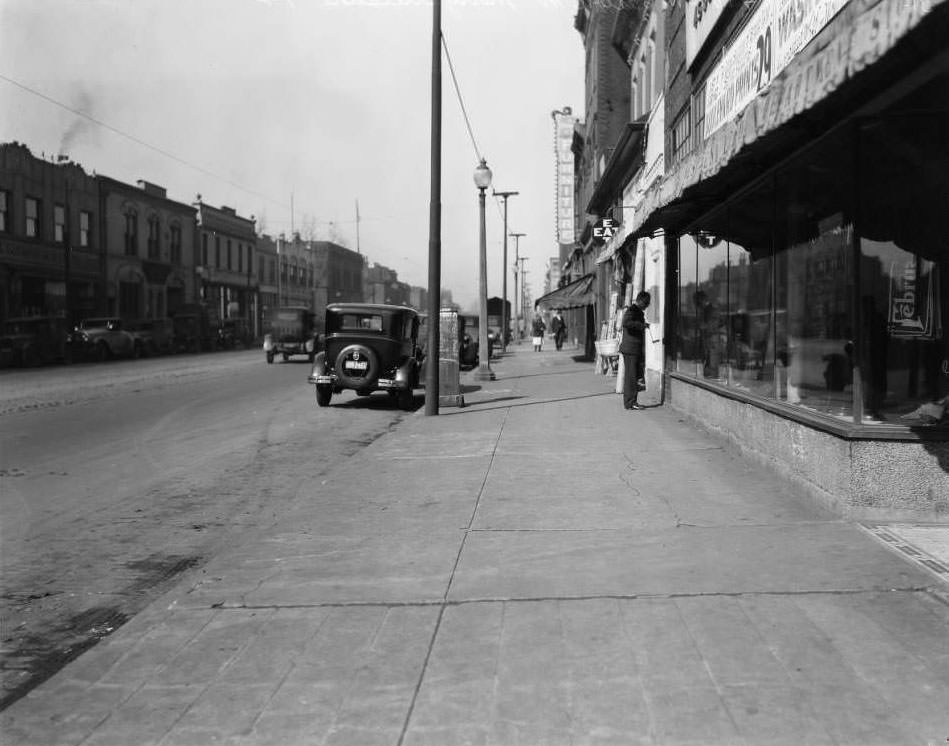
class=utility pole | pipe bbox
[509,232,525,343]
[355,199,361,254]
[518,259,529,325]
[424,0,443,415]
[492,189,518,353]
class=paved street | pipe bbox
[2,345,948,745]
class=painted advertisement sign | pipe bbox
[704,0,849,138]
[889,259,941,339]
[686,0,732,68]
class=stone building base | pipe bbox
[667,376,949,521]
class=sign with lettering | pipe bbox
[593,218,618,240]
[704,0,848,138]
[686,0,731,68]
[889,258,939,339]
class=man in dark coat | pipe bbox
[619,291,651,410]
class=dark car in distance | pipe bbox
[0,316,76,367]
[263,306,321,363]
[308,303,422,410]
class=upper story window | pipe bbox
[215,235,221,267]
[246,245,253,275]
[237,242,243,273]
[54,204,66,243]
[25,197,40,238]
[79,210,91,247]
[270,258,276,284]
[671,104,693,162]
[693,85,706,147]
[124,210,138,255]
[258,256,265,281]
[147,214,160,259]
[227,239,233,270]
[170,223,182,264]
[0,190,8,233]
[201,233,209,267]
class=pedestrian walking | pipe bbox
[531,313,547,352]
[619,291,651,410]
[550,310,567,350]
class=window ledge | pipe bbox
[668,372,949,442]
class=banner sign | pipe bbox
[704,0,849,138]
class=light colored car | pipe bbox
[74,317,137,361]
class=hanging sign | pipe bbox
[593,218,618,240]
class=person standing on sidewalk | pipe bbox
[550,310,567,350]
[531,313,547,352]
[620,291,651,410]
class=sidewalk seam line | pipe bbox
[396,407,509,746]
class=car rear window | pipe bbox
[334,313,385,332]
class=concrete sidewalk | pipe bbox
[3,346,948,745]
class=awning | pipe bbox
[629,0,949,239]
[534,274,595,311]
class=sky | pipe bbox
[0,0,585,312]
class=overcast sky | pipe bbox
[0,0,584,311]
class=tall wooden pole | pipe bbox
[424,0,442,415]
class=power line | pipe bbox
[0,72,288,210]
[440,33,482,163]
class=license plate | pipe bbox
[344,360,368,370]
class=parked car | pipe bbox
[171,304,218,353]
[72,317,137,361]
[263,306,321,363]
[0,315,76,367]
[126,318,175,357]
[308,303,422,410]
[217,318,253,350]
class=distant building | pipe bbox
[193,199,257,331]
[0,142,103,322]
[99,176,197,320]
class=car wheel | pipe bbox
[266,351,275,364]
[96,342,111,362]
[397,388,415,411]
[133,341,144,359]
[282,352,290,362]
[315,385,332,407]
[335,344,379,389]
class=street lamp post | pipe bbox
[474,159,494,381]
[492,189,518,353]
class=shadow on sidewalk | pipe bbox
[440,391,616,415]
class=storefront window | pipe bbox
[856,108,948,424]
[675,234,699,374]
[695,236,729,381]
[724,182,775,400]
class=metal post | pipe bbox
[475,183,494,380]
[424,0,442,415]
[510,232,525,343]
[493,190,517,353]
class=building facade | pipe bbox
[98,176,196,321]
[0,143,102,322]
[628,0,949,515]
[194,200,257,334]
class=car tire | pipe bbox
[96,342,111,362]
[397,388,415,411]
[316,385,332,407]
[282,353,290,362]
[335,344,379,389]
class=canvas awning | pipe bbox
[534,274,595,311]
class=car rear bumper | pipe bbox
[308,373,408,391]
